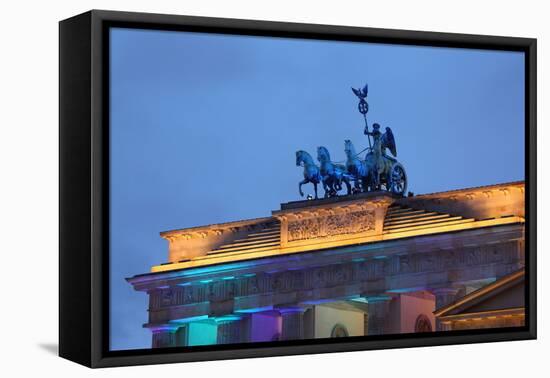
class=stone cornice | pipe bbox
[159,217,274,241]
[399,181,524,204]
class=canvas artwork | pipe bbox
[108,27,526,351]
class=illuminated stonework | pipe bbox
[127,181,526,348]
[287,209,375,242]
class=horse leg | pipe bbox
[328,179,337,197]
[356,176,364,193]
[344,177,352,195]
[335,177,342,196]
[361,177,368,192]
[322,180,330,198]
[353,165,362,192]
[299,179,308,197]
[370,172,376,191]
[335,178,342,192]
[314,182,318,199]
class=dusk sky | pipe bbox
[109,27,525,350]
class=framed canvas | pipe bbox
[59,10,537,368]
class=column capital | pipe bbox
[430,287,462,310]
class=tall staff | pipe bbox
[351,83,372,150]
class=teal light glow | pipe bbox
[213,315,242,322]
[243,273,256,277]
[187,322,217,346]
[365,295,392,303]
[387,287,427,294]
[179,261,259,277]
[350,297,369,303]
[235,306,274,314]
[150,326,178,332]
[199,279,214,284]
[222,276,235,280]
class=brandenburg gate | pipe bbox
[127,181,525,348]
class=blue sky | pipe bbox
[109,27,525,350]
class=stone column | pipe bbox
[365,296,393,336]
[216,315,249,344]
[303,307,315,340]
[151,326,178,348]
[175,325,188,347]
[279,307,307,340]
[432,288,461,310]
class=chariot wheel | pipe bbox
[388,162,407,196]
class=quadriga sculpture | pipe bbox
[295,135,407,199]
[294,82,407,199]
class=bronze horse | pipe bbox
[296,150,321,199]
[317,146,352,197]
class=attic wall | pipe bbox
[400,184,524,220]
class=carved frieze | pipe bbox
[287,210,375,242]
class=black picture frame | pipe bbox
[59,9,537,368]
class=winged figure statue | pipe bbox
[381,126,397,157]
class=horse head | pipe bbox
[344,139,356,157]
[296,150,313,166]
[296,151,302,166]
[317,146,331,163]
